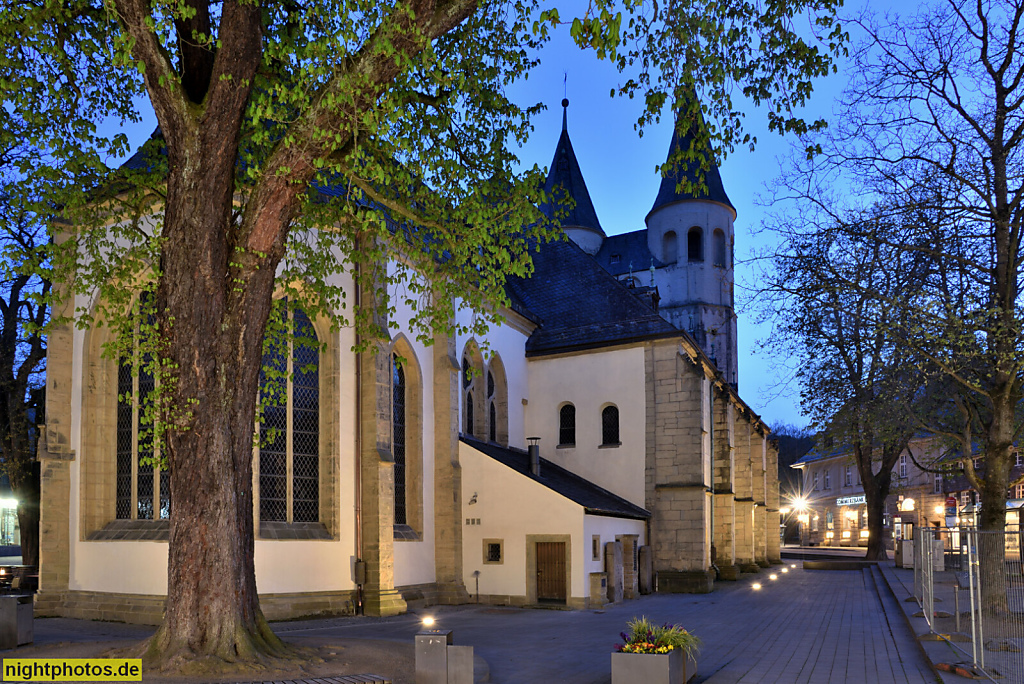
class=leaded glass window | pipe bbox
[258,306,319,524]
[393,356,407,526]
[115,304,169,520]
[559,404,575,446]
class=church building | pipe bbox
[35,101,780,622]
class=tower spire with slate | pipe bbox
[539,98,606,256]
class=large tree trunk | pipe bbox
[976,402,1017,617]
[141,111,293,672]
[863,484,889,561]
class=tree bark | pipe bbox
[863,483,889,561]
[141,104,293,670]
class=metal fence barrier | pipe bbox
[914,527,1024,682]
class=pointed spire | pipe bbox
[648,105,735,218]
[540,98,605,236]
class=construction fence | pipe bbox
[915,527,1024,682]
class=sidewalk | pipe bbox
[4,563,938,683]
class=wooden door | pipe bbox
[536,541,566,603]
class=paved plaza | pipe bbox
[5,561,941,683]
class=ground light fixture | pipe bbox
[781,568,789,573]
[752,583,762,590]
[769,574,778,580]
[790,564,796,568]
[422,617,435,627]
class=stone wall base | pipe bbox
[397,582,469,610]
[717,564,740,581]
[656,570,714,594]
[363,587,407,617]
[739,563,761,574]
[34,589,359,625]
[757,559,772,569]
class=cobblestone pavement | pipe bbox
[271,563,939,684]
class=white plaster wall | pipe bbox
[582,515,646,587]
[524,347,646,506]
[646,200,735,309]
[460,442,584,600]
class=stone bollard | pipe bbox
[605,541,624,603]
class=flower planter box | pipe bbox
[611,648,697,684]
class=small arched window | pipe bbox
[663,231,678,263]
[465,391,475,436]
[687,227,703,262]
[713,229,727,267]
[601,405,620,446]
[559,404,576,446]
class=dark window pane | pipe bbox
[159,468,171,519]
[487,371,494,398]
[393,356,407,525]
[602,406,620,445]
[116,360,134,519]
[688,227,703,262]
[465,391,474,436]
[487,543,501,562]
[489,401,496,442]
[559,404,575,446]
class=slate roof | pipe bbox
[507,236,679,356]
[593,229,663,277]
[461,435,650,519]
[649,114,734,217]
[538,100,604,236]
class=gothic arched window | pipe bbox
[687,227,703,262]
[393,356,407,525]
[559,403,576,446]
[462,341,485,437]
[258,306,320,523]
[601,405,620,446]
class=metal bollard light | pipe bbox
[415,623,474,684]
[415,628,453,684]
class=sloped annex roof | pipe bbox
[507,236,679,356]
[461,435,650,519]
[538,100,605,236]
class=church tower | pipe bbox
[645,117,738,387]
[540,99,605,255]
